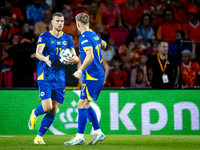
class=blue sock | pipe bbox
[87,106,100,130]
[77,108,87,134]
[38,112,56,137]
[34,104,46,117]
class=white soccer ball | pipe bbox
[59,48,73,65]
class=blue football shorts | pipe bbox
[37,80,65,104]
[80,79,104,101]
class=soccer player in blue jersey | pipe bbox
[64,13,107,146]
[28,12,79,144]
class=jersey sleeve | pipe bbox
[80,37,93,52]
[156,25,162,39]
[37,33,46,47]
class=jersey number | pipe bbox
[95,44,101,62]
[56,47,62,55]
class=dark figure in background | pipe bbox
[144,39,180,89]
[1,33,36,87]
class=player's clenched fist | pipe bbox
[73,69,82,79]
[45,55,51,67]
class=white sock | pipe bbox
[36,135,43,138]
[94,129,102,134]
[76,133,84,139]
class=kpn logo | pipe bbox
[49,90,101,135]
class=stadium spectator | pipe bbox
[121,0,143,30]
[136,14,156,49]
[130,55,148,88]
[84,0,102,31]
[100,0,123,27]
[63,4,73,21]
[144,39,180,89]
[19,21,34,42]
[3,0,24,27]
[119,32,143,71]
[157,7,181,44]
[108,56,127,87]
[62,9,79,47]
[181,50,200,87]
[0,11,15,42]
[26,0,48,24]
[34,9,53,38]
[145,40,158,57]
[168,30,196,60]
[96,23,114,46]
[100,33,116,66]
[1,33,36,87]
[183,4,200,43]
[161,0,189,24]
[0,33,20,87]
[143,0,167,27]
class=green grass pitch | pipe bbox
[0,135,200,150]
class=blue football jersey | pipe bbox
[37,31,75,83]
[79,29,105,81]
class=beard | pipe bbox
[54,26,62,32]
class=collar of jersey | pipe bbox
[49,30,63,38]
[82,29,92,35]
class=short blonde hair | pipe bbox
[75,13,90,25]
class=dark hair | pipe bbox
[18,20,30,28]
[176,30,185,38]
[126,32,137,46]
[140,14,153,25]
[157,39,168,47]
[52,12,64,20]
[112,55,122,62]
[9,33,19,45]
[163,7,174,15]
[2,11,11,17]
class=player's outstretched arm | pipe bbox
[73,48,94,79]
[102,40,107,49]
[36,46,51,67]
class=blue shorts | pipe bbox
[37,80,65,104]
[80,79,104,101]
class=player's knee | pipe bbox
[43,105,53,112]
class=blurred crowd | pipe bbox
[0,0,200,89]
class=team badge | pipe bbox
[40,92,45,96]
[63,41,67,45]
